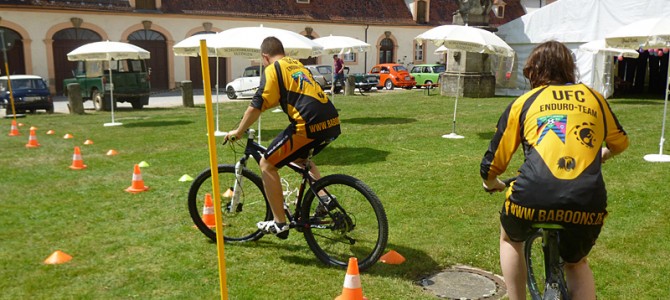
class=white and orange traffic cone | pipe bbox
[69,146,87,170]
[25,129,40,148]
[125,164,149,193]
[202,193,216,228]
[46,129,55,135]
[106,149,118,156]
[83,139,94,145]
[335,257,368,300]
[8,119,20,136]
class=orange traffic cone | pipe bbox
[46,129,55,135]
[8,119,20,136]
[106,149,118,156]
[69,146,87,170]
[335,257,368,300]
[25,129,40,148]
[202,193,216,228]
[83,139,94,145]
[44,250,73,264]
[30,126,38,131]
[379,250,406,265]
[222,187,234,198]
[63,133,73,139]
[125,164,149,193]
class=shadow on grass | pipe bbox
[609,99,666,105]
[122,120,194,128]
[342,117,417,126]
[316,147,390,165]
[476,132,494,140]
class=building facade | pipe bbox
[0,0,524,94]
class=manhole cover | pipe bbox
[419,265,507,299]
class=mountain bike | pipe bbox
[491,178,570,299]
[187,129,388,271]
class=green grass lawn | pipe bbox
[1,89,668,299]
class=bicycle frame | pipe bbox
[226,129,333,228]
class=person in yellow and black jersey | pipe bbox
[226,37,340,240]
[480,41,628,300]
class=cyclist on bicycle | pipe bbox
[480,41,629,300]
[225,37,340,239]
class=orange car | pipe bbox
[369,63,416,90]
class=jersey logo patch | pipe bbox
[291,71,313,90]
[573,122,596,148]
[537,114,567,145]
[557,156,576,171]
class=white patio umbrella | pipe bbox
[606,18,670,162]
[173,33,227,136]
[415,25,515,139]
[68,41,150,126]
[313,35,370,97]
[208,25,324,142]
[579,39,640,98]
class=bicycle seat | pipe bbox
[532,223,565,230]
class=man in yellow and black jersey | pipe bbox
[226,37,340,240]
[480,41,628,300]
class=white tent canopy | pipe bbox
[496,0,670,97]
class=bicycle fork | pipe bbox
[226,159,245,213]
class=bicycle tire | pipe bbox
[525,230,545,300]
[300,174,388,271]
[188,164,272,242]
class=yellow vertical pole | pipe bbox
[199,39,228,300]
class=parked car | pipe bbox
[0,75,54,114]
[410,64,446,88]
[369,63,416,90]
[63,59,151,111]
[304,64,343,93]
[344,68,379,92]
[225,66,262,99]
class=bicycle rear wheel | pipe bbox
[300,174,388,271]
[525,230,546,300]
[188,164,272,242]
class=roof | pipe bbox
[1,0,525,27]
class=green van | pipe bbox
[410,64,446,88]
[63,59,151,111]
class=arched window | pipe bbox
[128,29,165,41]
[53,28,100,40]
[0,27,26,75]
[379,38,394,64]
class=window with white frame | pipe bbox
[414,42,424,62]
[342,53,356,62]
[296,0,310,3]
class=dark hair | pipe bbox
[522,41,576,88]
[333,55,338,59]
[260,36,285,57]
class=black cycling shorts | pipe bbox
[500,206,602,263]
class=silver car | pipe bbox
[304,64,342,93]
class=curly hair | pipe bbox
[522,41,577,88]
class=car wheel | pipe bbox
[384,79,394,90]
[226,86,237,100]
[377,86,383,91]
[362,87,372,92]
[425,80,434,89]
[46,104,54,114]
[131,100,144,109]
[92,90,104,111]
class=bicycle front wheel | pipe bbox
[187,164,271,242]
[301,174,388,271]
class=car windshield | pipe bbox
[243,67,261,77]
[393,66,408,72]
[433,65,446,72]
[0,79,46,90]
[315,66,332,75]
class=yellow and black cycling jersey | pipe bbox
[251,57,340,139]
[481,84,629,214]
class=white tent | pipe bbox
[496,0,670,97]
